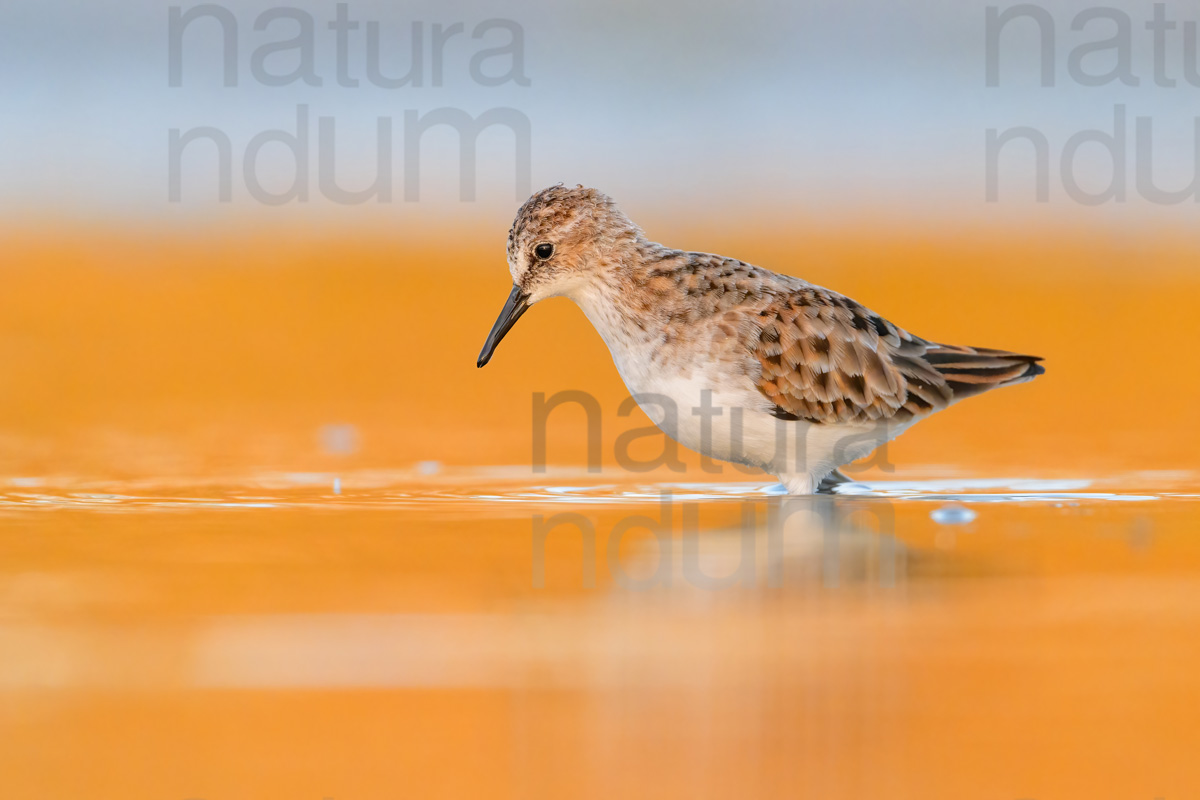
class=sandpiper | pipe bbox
[477,186,1044,494]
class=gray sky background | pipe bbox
[2,0,1197,230]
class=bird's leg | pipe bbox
[815,469,854,495]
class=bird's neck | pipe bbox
[567,238,684,353]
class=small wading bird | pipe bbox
[477,186,1044,494]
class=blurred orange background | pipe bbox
[2,221,1195,479]
[2,210,1198,800]
[5,0,1200,796]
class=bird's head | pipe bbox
[477,185,641,368]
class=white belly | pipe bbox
[614,353,907,489]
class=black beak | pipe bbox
[477,284,530,368]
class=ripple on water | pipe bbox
[0,471,1184,511]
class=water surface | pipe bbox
[2,470,1197,799]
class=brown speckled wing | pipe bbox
[749,288,1043,424]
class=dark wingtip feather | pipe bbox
[929,346,1045,400]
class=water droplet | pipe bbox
[319,424,360,456]
[9,477,43,488]
[931,505,976,525]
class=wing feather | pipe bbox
[747,289,1043,424]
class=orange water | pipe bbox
[1,226,1198,799]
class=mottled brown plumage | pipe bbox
[749,288,1043,425]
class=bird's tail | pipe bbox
[923,345,1044,400]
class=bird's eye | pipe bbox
[534,242,555,260]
